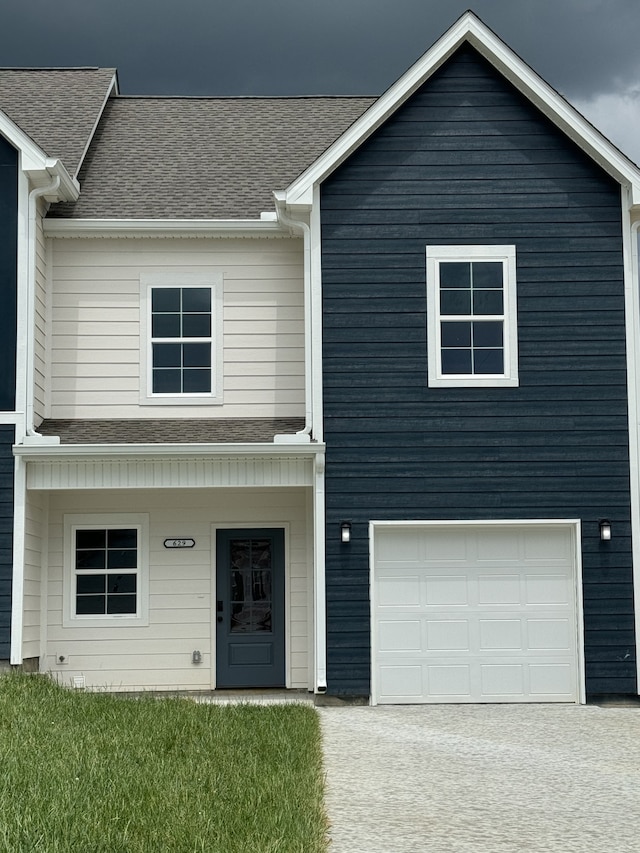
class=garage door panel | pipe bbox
[426,620,470,651]
[373,523,580,704]
[478,574,520,604]
[479,619,522,650]
[378,620,421,651]
[527,618,571,650]
[529,663,574,696]
[480,663,525,697]
[427,664,471,698]
[377,575,420,606]
[379,665,423,699]
[523,527,573,561]
[425,575,468,605]
[525,574,570,605]
[476,529,523,561]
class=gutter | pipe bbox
[14,441,325,459]
[43,217,287,239]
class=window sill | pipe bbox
[428,376,519,388]
[62,615,149,629]
[140,394,224,406]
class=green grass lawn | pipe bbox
[0,673,328,852]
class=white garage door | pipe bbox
[372,523,581,704]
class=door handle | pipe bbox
[217,600,223,622]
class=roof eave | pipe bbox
[43,216,289,238]
[13,441,325,460]
[0,107,78,201]
[283,10,640,207]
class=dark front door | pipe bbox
[215,528,285,688]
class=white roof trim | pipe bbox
[284,10,640,208]
[14,441,324,460]
[73,72,119,179]
[43,218,290,238]
[0,107,50,171]
[0,108,78,201]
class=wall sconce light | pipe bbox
[192,650,202,664]
[599,519,612,542]
[340,521,352,544]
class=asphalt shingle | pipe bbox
[0,68,117,177]
[50,96,375,219]
[37,418,306,444]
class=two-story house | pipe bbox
[3,12,640,703]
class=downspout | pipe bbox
[11,174,60,665]
[274,194,327,692]
[274,197,313,438]
[626,207,640,695]
[25,175,59,437]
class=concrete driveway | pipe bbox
[319,703,640,852]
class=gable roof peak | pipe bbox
[283,10,640,209]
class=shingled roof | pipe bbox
[37,418,307,444]
[50,95,375,219]
[0,67,117,177]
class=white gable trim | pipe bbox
[284,11,640,208]
[0,108,50,172]
[0,108,78,201]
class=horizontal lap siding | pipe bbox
[50,237,305,419]
[45,488,311,691]
[0,138,17,659]
[0,427,15,658]
[22,490,45,659]
[321,46,633,697]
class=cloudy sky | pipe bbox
[1,0,639,162]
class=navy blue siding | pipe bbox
[321,46,634,697]
[0,136,17,659]
[0,426,14,658]
[0,135,17,411]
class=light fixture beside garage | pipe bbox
[599,519,612,541]
[340,521,352,544]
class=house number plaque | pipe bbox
[164,538,195,549]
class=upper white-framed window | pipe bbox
[426,245,519,388]
[63,513,150,628]
[140,272,224,405]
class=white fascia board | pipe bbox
[13,441,325,460]
[0,110,78,201]
[43,218,288,238]
[284,11,640,206]
[0,110,49,171]
[74,74,118,178]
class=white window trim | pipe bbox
[63,513,150,628]
[426,245,518,388]
[140,272,224,405]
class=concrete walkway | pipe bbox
[319,703,640,852]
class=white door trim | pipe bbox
[369,518,585,705]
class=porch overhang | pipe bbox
[13,441,323,490]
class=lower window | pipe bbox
[64,514,148,626]
[75,528,138,615]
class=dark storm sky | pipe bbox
[1,0,639,159]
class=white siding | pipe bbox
[49,237,305,419]
[23,490,46,659]
[43,487,312,691]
